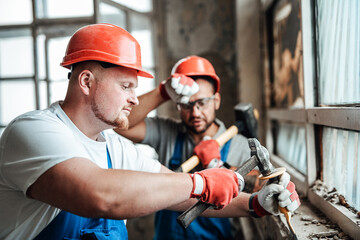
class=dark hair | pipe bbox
[191,76,217,94]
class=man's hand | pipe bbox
[249,172,300,217]
[159,73,199,103]
[189,168,244,209]
[193,138,223,169]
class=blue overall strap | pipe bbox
[220,138,232,163]
[168,132,186,170]
[34,146,128,240]
[154,134,233,240]
[107,145,113,169]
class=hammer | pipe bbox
[174,103,258,173]
[176,138,291,231]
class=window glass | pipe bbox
[99,2,126,29]
[37,34,47,81]
[48,36,71,81]
[0,0,32,25]
[0,80,36,124]
[130,14,154,69]
[322,127,360,211]
[112,0,152,12]
[271,0,304,109]
[35,0,93,19]
[39,80,48,110]
[49,80,68,103]
[0,29,34,78]
[275,122,307,174]
[316,0,360,105]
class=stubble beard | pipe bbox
[91,98,129,130]
[185,118,214,135]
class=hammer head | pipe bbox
[248,138,275,176]
[234,103,258,138]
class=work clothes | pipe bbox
[0,101,161,240]
[143,117,250,240]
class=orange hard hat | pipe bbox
[171,56,220,92]
[60,23,153,78]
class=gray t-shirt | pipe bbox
[142,117,251,170]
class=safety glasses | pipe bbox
[177,95,216,111]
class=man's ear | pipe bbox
[78,70,94,95]
[214,92,221,110]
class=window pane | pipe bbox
[130,14,154,69]
[275,122,307,174]
[49,80,68,103]
[0,0,32,25]
[35,0,93,19]
[0,80,36,124]
[99,2,126,29]
[39,80,48,109]
[48,37,71,81]
[112,0,152,12]
[316,0,360,105]
[322,127,360,211]
[271,0,304,109]
[0,29,34,78]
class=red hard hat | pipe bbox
[171,56,220,92]
[61,23,153,78]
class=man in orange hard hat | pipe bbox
[0,24,299,239]
[117,56,300,239]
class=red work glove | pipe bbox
[249,172,300,217]
[159,73,199,103]
[189,168,244,209]
[193,139,223,169]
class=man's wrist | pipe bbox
[159,81,170,100]
[249,193,271,218]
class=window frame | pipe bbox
[0,0,158,131]
[263,0,360,238]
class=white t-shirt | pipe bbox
[0,101,161,240]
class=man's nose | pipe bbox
[129,90,139,106]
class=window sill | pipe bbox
[308,189,360,239]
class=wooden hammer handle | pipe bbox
[174,125,239,173]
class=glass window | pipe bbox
[99,2,126,29]
[322,127,360,211]
[275,122,307,174]
[35,0,93,19]
[271,0,304,109]
[112,0,152,12]
[0,80,36,124]
[48,36,71,81]
[316,0,360,105]
[49,80,68,103]
[130,14,154,69]
[0,0,33,25]
[0,29,34,78]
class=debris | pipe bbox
[311,219,318,224]
[357,211,360,218]
[338,195,350,208]
[319,219,327,224]
[301,215,313,221]
[309,231,339,238]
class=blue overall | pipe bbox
[34,147,128,240]
[154,133,233,240]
